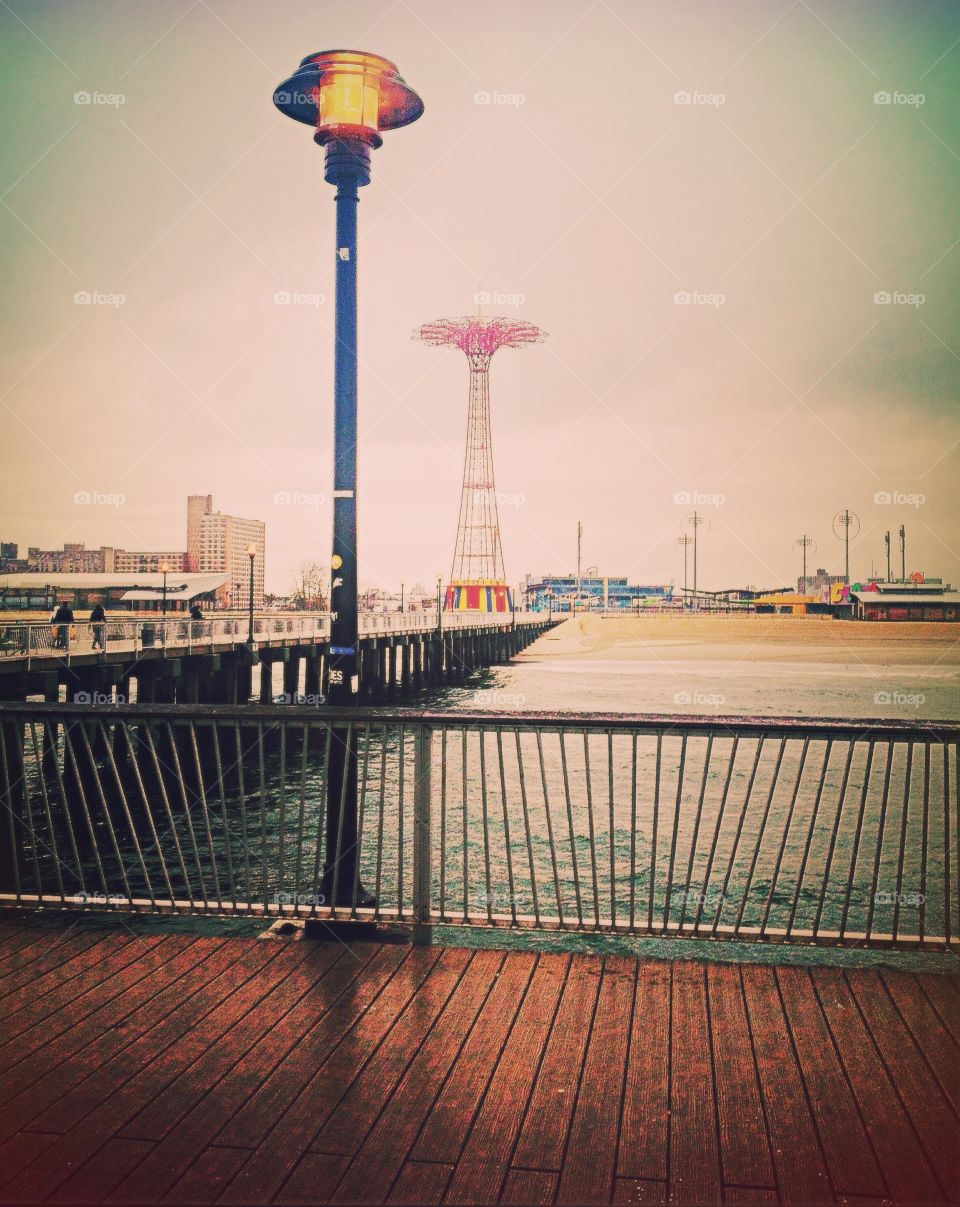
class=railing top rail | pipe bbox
[1,700,956,739]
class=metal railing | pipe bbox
[1,704,954,949]
[0,611,543,667]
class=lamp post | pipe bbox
[436,575,443,633]
[275,51,422,906]
[400,582,404,613]
[246,543,256,644]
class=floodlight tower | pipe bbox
[833,509,860,584]
[415,316,545,611]
[794,534,815,591]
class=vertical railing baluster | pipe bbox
[371,724,386,921]
[536,729,564,928]
[211,723,238,910]
[734,736,786,937]
[188,722,221,908]
[891,742,914,943]
[97,719,155,908]
[647,734,662,933]
[311,725,333,918]
[293,723,310,913]
[412,723,432,944]
[839,740,876,942]
[560,730,584,928]
[582,733,600,927]
[125,725,178,909]
[679,735,714,932]
[496,729,517,925]
[813,739,855,939]
[692,736,738,935]
[662,734,689,932]
[64,720,110,899]
[351,722,373,917]
[397,722,406,919]
[712,735,765,937]
[461,727,469,923]
[944,742,951,946]
[164,721,208,911]
[276,723,288,911]
[0,725,24,904]
[439,728,448,921]
[233,721,252,912]
[43,718,85,898]
[607,731,617,929]
[479,730,493,924]
[919,741,930,942]
[785,740,833,940]
[628,733,638,931]
[864,742,894,942]
[142,724,193,909]
[515,729,540,927]
[26,721,65,904]
[758,737,809,938]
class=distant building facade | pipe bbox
[524,573,673,611]
[799,567,847,599]
[5,494,265,609]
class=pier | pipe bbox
[0,613,552,707]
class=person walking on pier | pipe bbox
[52,600,74,651]
[90,602,106,650]
[189,603,203,640]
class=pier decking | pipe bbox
[0,918,956,1205]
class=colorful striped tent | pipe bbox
[444,580,514,613]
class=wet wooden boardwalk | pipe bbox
[0,920,956,1205]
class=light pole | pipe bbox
[246,543,256,644]
[884,530,891,582]
[400,582,404,613]
[678,534,692,607]
[832,509,860,584]
[274,50,423,906]
[900,523,906,581]
[436,575,443,633]
[546,587,553,621]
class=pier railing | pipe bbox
[0,704,955,950]
[0,611,541,668]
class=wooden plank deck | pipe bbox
[0,921,956,1205]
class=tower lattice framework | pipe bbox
[415,316,545,608]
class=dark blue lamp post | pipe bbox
[274,50,423,906]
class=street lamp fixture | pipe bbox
[246,543,257,644]
[274,49,423,908]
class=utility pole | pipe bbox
[686,512,704,608]
[794,535,815,592]
[678,534,693,606]
[900,524,906,581]
[884,531,891,583]
[576,520,583,612]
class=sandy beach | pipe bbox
[523,614,960,669]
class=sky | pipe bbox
[0,0,958,595]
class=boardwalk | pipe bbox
[0,918,956,1205]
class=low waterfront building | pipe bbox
[0,572,228,612]
[850,580,959,621]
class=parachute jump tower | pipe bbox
[415,315,545,611]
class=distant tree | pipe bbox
[290,561,327,611]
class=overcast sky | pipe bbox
[1,0,958,593]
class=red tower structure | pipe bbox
[415,315,545,611]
